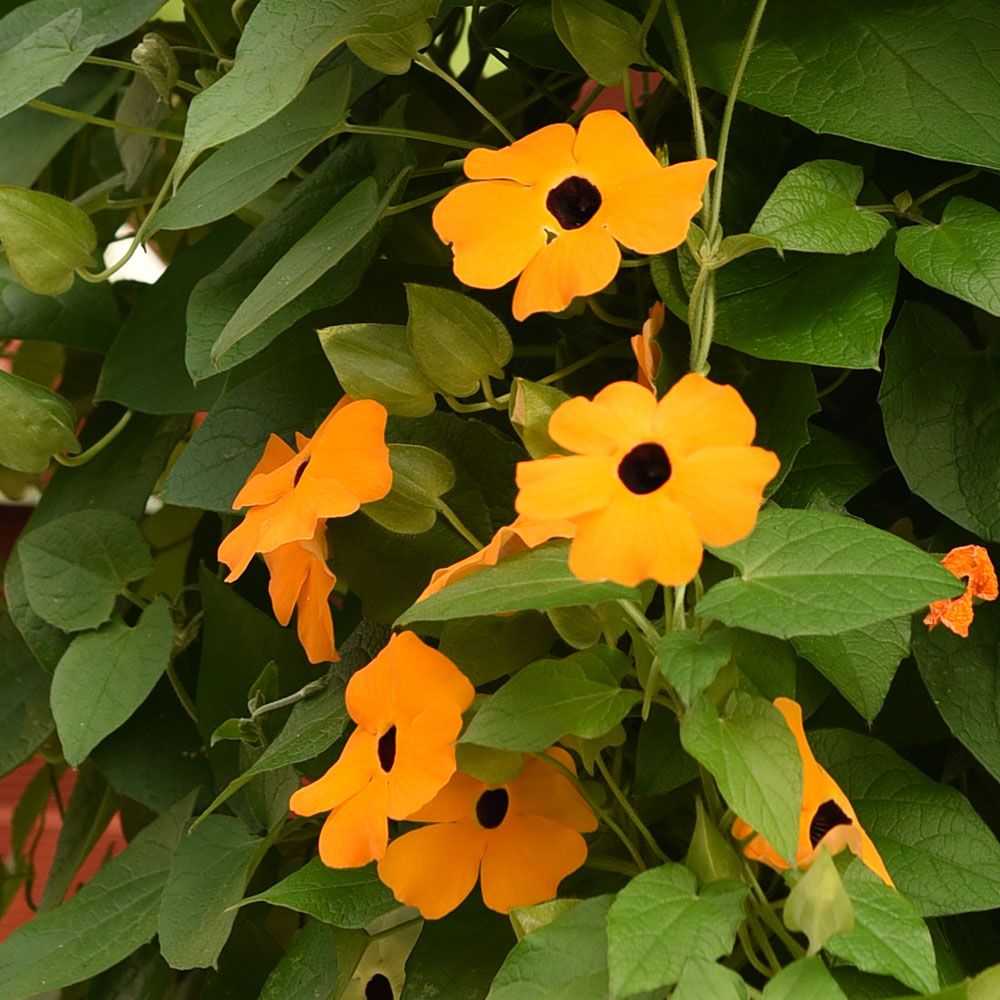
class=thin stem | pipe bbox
[166,662,198,723]
[622,68,640,129]
[748,910,783,975]
[640,0,663,41]
[415,52,515,143]
[737,922,773,978]
[566,82,606,126]
[707,0,769,240]
[381,185,456,218]
[479,377,507,410]
[617,599,661,647]
[442,394,495,413]
[436,499,485,550]
[913,167,980,208]
[585,855,642,877]
[595,753,668,864]
[690,270,716,374]
[251,675,329,720]
[538,342,624,386]
[587,297,639,329]
[817,368,850,398]
[339,123,485,151]
[182,0,226,59]
[747,867,806,959]
[27,100,183,142]
[54,410,133,467]
[84,54,201,94]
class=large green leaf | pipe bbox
[51,598,174,766]
[0,368,78,472]
[763,958,848,1000]
[258,920,347,1000]
[697,507,963,637]
[607,863,746,997]
[680,692,801,862]
[396,543,641,625]
[673,960,749,1000]
[680,0,1000,171]
[880,303,1000,540]
[551,0,643,87]
[811,728,1000,916]
[0,613,54,779]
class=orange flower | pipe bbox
[263,527,336,664]
[924,544,998,638]
[514,376,779,587]
[289,632,474,868]
[432,111,714,320]
[416,514,576,602]
[631,302,664,392]
[377,749,596,919]
[732,698,893,887]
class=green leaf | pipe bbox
[348,20,432,75]
[607,863,746,997]
[0,369,78,472]
[405,284,513,398]
[461,647,639,752]
[175,0,437,177]
[318,322,437,417]
[792,617,909,722]
[913,599,1000,784]
[681,692,801,861]
[242,859,397,928]
[17,509,154,632]
[51,598,174,766]
[439,612,556,686]
[811,728,1000,916]
[715,232,780,265]
[551,0,643,87]
[896,198,1000,314]
[0,185,96,293]
[0,614,54,779]
[396,542,640,625]
[657,628,733,708]
[710,238,897,368]
[880,302,1000,540]
[3,550,70,672]
[634,704,698,797]
[0,792,193,1000]
[258,920,346,1000]
[826,858,938,995]
[784,848,854,955]
[364,444,456,534]
[751,160,891,254]
[763,957,848,1000]
[509,378,570,459]
[158,816,262,970]
[673,960,749,1000]
[487,894,613,1000]
[698,507,963,637]
[685,797,744,887]
[154,66,352,233]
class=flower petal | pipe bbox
[464,123,576,185]
[295,550,337,664]
[378,821,486,919]
[217,506,268,582]
[652,374,758,456]
[509,750,597,833]
[264,539,311,626]
[307,399,392,504]
[233,434,300,509]
[406,770,485,823]
[548,380,658,455]
[317,775,390,868]
[515,454,618,521]
[290,728,377,817]
[571,110,660,186]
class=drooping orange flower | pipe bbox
[631,301,664,392]
[514,377,779,587]
[416,514,576,602]
[377,749,596,919]
[924,544,998,638]
[432,111,714,321]
[289,632,475,868]
[263,526,337,664]
[732,698,893,887]
[217,398,392,581]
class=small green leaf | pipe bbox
[364,444,456,534]
[680,692,801,863]
[0,185,96,293]
[607,863,746,997]
[405,284,513,397]
[673,959,749,1000]
[657,628,733,708]
[0,369,78,472]
[0,613,53,779]
[455,744,524,785]
[258,920,350,1000]
[763,957,848,1000]
[784,848,854,955]
[551,0,643,87]
[18,509,155,632]
[715,232,780,265]
[51,598,174,766]
[348,20,431,75]
[509,378,570,459]
[685,797,743,886]
[751,160,891,254]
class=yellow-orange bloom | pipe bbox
[432,111,714,321]
[514,377,779,587]
[416,514,576,602]
[924,544,998,638]
[290,632,474,868]
[631,302,664,393]
[732,698,893,887]
[377,749,596,919]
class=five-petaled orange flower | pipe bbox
[514,376,779,587]
[924,544,998,638]
[433,110,714,321]
[290,632,474,868]
[377,748,596,919]
[732,698,893,887]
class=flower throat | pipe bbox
[546,176,602,230]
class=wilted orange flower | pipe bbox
[290,632,474,868]
[631,302,664,392]
[218,398,392,581]
[433,111,714,320]
[377,749,596,919]
[514,377,779,587]
[417,514,576,601]
[732,698,893,887]
[924,544,998,638]
[263,527,336,664]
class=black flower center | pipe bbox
[292,457,309,487]
[618,443,672,495]
[365,974,394,1000]
[475,788,510,829]
[377,726,397,772]
[546,175,602,230]
[809,799,852,848]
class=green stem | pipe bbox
[538,342,624,387]
[747,867,806,959]
[585,855,642,877]
[166,662,198,723]
[84,54,201,94]
[479,377,507,410]
[251,675,330,720]
[737,922,773,978]
[817,368,850,398]
[381,185,456,218]
[54,410,133,467]
[595,753,668,864]
[913,167,980,207]
[689,268,716,374]
[587,297,639,329]
[27,100,183,142]
[442,394,495,413]
[748,908,783,975]
[338,122,486,151]
[622,68,640,129]
[566,82,606,126]
[182,0,227,59]
[617,599,661,647]
[415,52,515,143]
[436,499,486,550]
